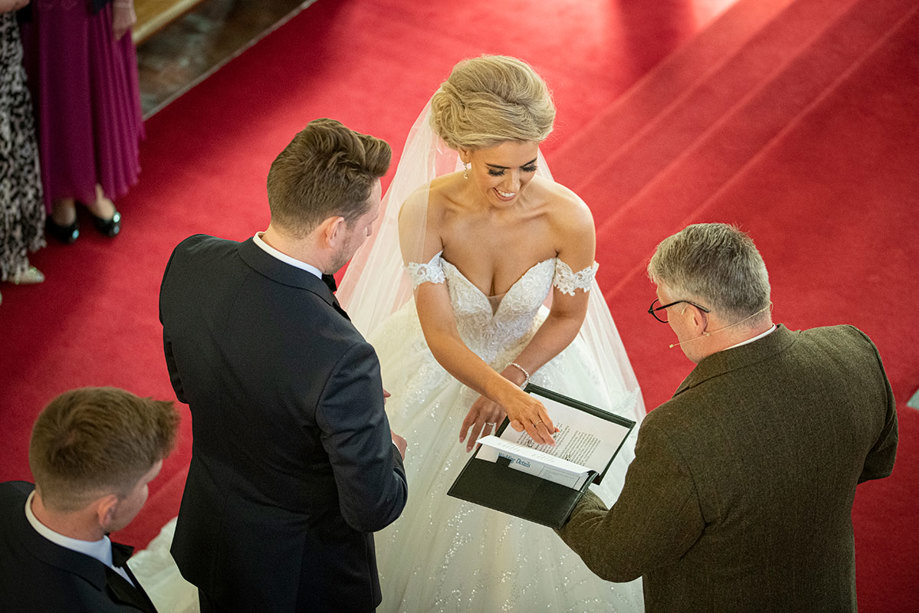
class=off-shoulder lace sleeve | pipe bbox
[406,251,445,288]
[553,260,599,295]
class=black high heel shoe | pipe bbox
[45,216,80,244]
[90,209,121,237]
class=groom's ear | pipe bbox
[317,215,346,248]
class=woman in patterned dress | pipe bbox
[0,0,45,302]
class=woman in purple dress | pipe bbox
[20,0,144,243]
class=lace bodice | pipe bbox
[406,254,596,367]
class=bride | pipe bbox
[337,55,646,612]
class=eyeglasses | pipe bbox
[648,298,711,323]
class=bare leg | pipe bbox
[86,184,117,220]
[50,198,77,226]
[85,184,121,237]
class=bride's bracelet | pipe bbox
[508,362,530,389]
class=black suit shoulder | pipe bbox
[0,482,157,612]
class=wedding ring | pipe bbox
[485,422,496,426]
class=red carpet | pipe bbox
[2,0,916,610]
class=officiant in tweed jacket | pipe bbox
[558,223,897,612]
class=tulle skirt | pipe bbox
[370,300,645,612]
[129,519,199,613]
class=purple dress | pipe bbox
[20,0,145,210]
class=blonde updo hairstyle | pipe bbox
[430,55,556,151]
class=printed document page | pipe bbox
[498,393,632,473]
[474,390,633,488]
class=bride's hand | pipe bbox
[459,396,506,452]
[459,387,556,451]
[501,388,557,446]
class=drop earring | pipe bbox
[463,162,469,180]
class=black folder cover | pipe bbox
[446,384,635,529]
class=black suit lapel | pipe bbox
[238,239,350,321]
[105,566,157,612]
[321,273,351,319]
[107,541,158,612]
[330,292,350,321]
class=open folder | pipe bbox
[447,384,636,529]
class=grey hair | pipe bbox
[647,223,771,324]
[430,55,556,150]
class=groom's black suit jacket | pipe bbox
[0,481,157,612]
[160,235,408,612]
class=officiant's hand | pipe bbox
[460,396,506,452]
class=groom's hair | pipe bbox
[29,387,178,512]
[267,118,391,237]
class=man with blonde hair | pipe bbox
[0,387,179,612]
[558,223,898,611]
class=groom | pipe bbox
[159,119,408,612]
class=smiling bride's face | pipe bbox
[462,140,540,208]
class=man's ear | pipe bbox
[317,215,345,248]
[689,304,709,335]
[94,493,120,533]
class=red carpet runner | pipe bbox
[1,0,916,610]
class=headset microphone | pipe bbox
[667,303,772,349]
[669,332,709,349]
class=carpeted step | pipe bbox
[550,0,797,184]
[582,0,918,295]
[557,0,862,210]
[604,3,919,408]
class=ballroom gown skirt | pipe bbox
[368,300,645,612]
[20,1,145,210]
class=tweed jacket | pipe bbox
[558,324,897,612]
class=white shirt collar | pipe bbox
[253,232,322,279]
[25,491,114,567]
[726,324,777,350]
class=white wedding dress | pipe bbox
[363,248,644,612]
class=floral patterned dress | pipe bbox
[0,10,44,282]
